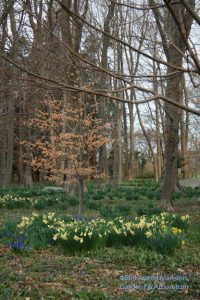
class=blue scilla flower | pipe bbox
[47,237,53,245]
[75,215,84,221]
[8,235,31,252]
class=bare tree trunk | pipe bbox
[151,0,195,210]
[5,103,14,186]
[128,101,135,179]
[136,104,158,180]
[24,144,33,187]
[123,103,129,179]
[18,108,24,184]
[98,1,116,177]
[0,105,14,187]
[78,178,84,217]
[156,101,162,180]
[153,58,162,181]
[0,129,7,186]
[113,102,123,184]
[180,76,189,178]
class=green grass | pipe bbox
[0,181,200,299]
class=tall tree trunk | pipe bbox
[79,178,84,217]
[123,103,129,179]
[180,76,189,178]
[153,58,162,181]
[5,102,14,186]
[113,102,123,184]
[151,0,195,210]
[155,101,162,180]
[18,108,24,184]
[98,1,116,177]
[24,144,33,187]
[136,103,158,180]
[128,101,135,180]
[0,129,7,186]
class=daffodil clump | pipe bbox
[17,212,40,231]
[136,213,190,255]
[16,212,190,255]
[0,194,58,210]
[0,194,31,209]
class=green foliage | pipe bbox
[107,192,114,200]
[146,231,182,256]
[14,212,189,256]
[0,219,18,243]
[66,194,79,207]
[0,191,64,210]
[136,206,162,217]
[99,205,119,219]
[93,190,106,200]
[185,187,200,198]
[20,216,54,249]
[115,204,131,216]
[172,192,182,200]
[74,289,110,300]
[166,214,190,231]
[125,191,140,201]
[86,182,96,195]
[0,194,31,209]
[186,223,200,244]
[32,199,47,210]
[146,190,156,199]
[86,201,100,210]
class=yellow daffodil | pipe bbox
[145,231,152,238]
[171,227,182,235]
[88,231,93,237]
[125,222,132,230]
[53,234,59,241]
[181,215,190,221]
[113,226,121,235]
[161,212,167,217]
[61,233,67,240]
[181,240,186,247]
[73,235,81,241]
[129,229,135,235]
[137,219,145,229]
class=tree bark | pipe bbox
[78,178,85,217]
[160,1,195,210]
[128,101,135,179]
[113,102,123,184]
[150,0,195,209]
[98,1,116,177]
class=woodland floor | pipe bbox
[0,181,200,300]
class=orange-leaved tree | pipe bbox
[25,98,111,216]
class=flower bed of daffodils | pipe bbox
[16,212,190,255]
[0,194,56,209]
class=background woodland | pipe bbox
[0,0,200,211]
